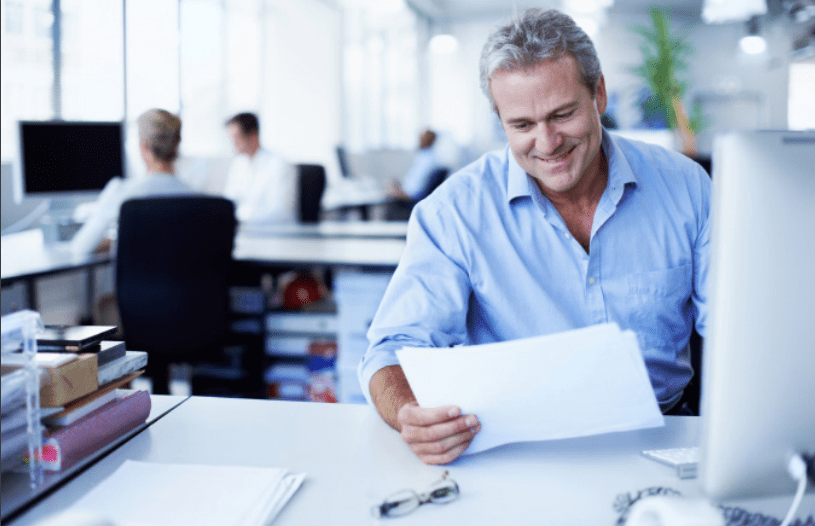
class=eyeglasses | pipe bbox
[371,471,460,518]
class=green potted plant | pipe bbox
[630,7,705,156]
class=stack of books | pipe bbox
[0,324,151,472]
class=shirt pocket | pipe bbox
[626,264,693,348]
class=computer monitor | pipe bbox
[14,120,125,204]
[336,145,352,178]
[699,130,815,500]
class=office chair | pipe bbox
[116,196,237,394]
[296,163,327,224]
[420,167,449,200]
[384,167,449,221]
[665,329,703,416]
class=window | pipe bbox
[788,60,815,130]
[1,0,55,159]
[61,0,124,120]
[342,0,420,150]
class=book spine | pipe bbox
[43,390,151,471]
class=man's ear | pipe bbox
[594,74,608,115]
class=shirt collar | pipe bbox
[505,129,638,205]
[506,145,532,202]
[602,129,638,204]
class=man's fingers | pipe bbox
[408,424,480,456]
[401,414,479,444]
[396,402,481,465]
[398,402,462,427]
[414,438,474,465]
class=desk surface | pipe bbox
[2,224,405,283]
[1,230,111,284]
[239,220,408,239]
[1,394,188,522]
[233,233,405,268]
[9,398,812,525]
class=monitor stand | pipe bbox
[39,198,83,242]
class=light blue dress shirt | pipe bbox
[359,130,711,411]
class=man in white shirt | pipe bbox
[223,113,297,224]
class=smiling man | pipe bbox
[359,9,711,465]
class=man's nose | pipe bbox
[534,123,564,156]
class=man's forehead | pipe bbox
[491,60,585,115]
[492,54,580,84]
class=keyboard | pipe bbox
[642,446,700,479]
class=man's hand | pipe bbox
[397,401,480,465]
[369,366,480,465]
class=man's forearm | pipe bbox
[369,365,417,431]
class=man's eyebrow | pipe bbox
[503,102,580,124]
[549,102,579,115]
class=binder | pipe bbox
[36,389,151,471]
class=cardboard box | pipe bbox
[39,353,99,407]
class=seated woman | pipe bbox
[70,108,196,256]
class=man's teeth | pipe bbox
[542,148,572,162]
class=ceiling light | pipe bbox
[739,16,768,54]
[429,34,458,54]
[740,35,768,53]
[703,0,767,23]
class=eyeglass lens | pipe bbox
[373,472,460,518]
[421,479,459,504]
[375,489,420,517]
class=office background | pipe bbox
[1,0,814,325]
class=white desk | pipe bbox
[1,230,112,313]
[239,220,408,239]
[1,394,189,522]
[2,223,406,282]
[9,398,813,525]
[233,232,405,268]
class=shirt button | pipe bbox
[588,277,596,285]
[565,233,571,239]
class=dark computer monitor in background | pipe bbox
[14,120,125,204]
[336,145,352,178]
[699,130,815,500]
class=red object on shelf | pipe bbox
[282,272,323,309]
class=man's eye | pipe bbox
[553,111,574,120]
[514,122,531,131]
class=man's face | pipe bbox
[491,54,607,197]
[226,123,255,155]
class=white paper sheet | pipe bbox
[396,323,664,455]
[67,460,305,526]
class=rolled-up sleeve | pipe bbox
[357,198,472,404]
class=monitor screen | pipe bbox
[699,130,815,500]
[16,120,125,201]
[336,145,352,178]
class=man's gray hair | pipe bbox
[479,9,603,113]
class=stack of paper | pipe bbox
[63,460,305,525]
[396,323,665,455]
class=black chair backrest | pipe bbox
[116,196,236,361]
[297,164,327,224]
[416,167,449,202]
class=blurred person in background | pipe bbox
[223,112,297,224]
[71,108,196,257]
[387,129,443,202]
